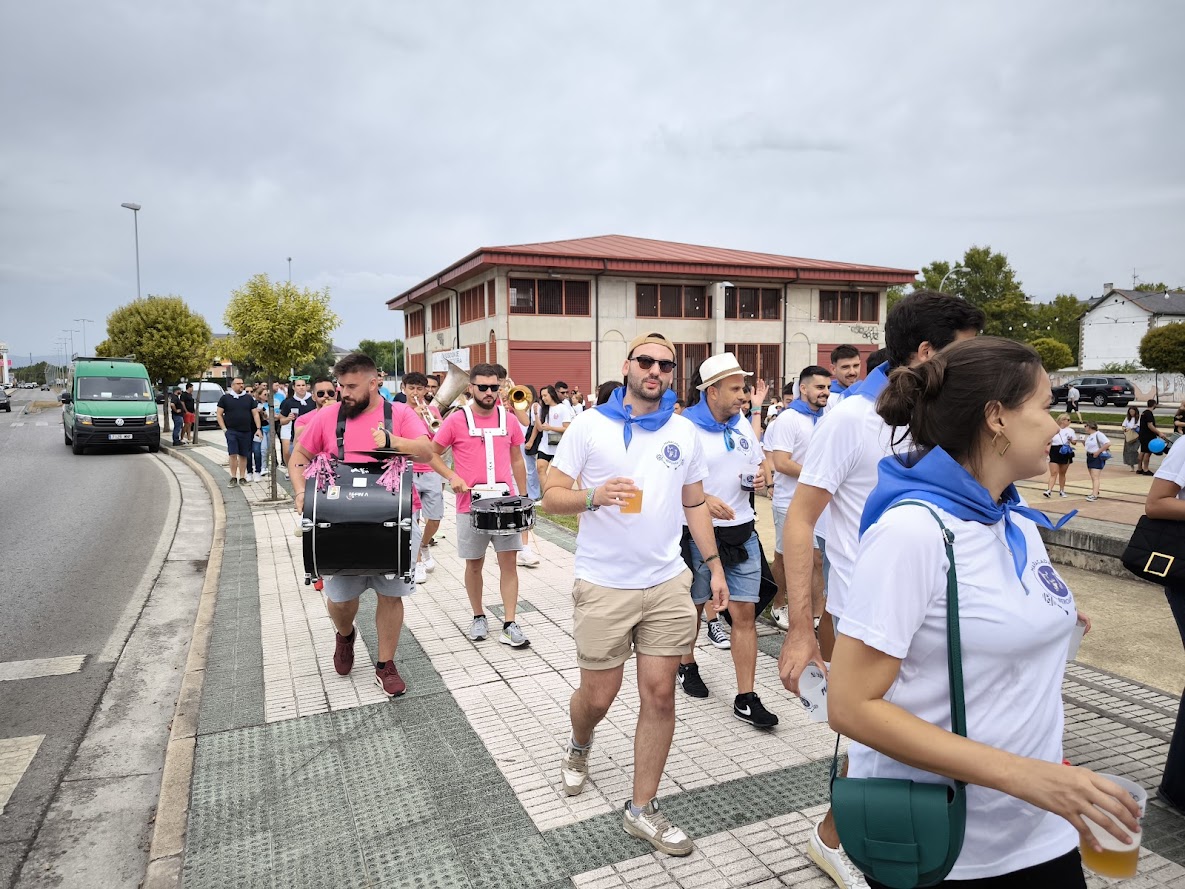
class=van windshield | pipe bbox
[194,388,224,404]
[78,377,152,401]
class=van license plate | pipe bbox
[108,433,133,440]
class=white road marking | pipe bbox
[35,422,48,426]
[0,735,44,815]
[10,422,24,427]
[0,655,87,682]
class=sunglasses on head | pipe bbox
[631,356,677,373]
[474,383,499,392]
[314,389,334,397]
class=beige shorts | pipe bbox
[572,568,697,670]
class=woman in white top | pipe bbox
[1082,422,1111,501]
[1044,414,1078,498]
[1122,406,1141,472]
[1147,434,1185,813]
[535,386,573,488]
[829,337,1139,887]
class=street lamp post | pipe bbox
[120,202,142,300]
[938,266,963,293]
[62,329,77,360]
[287,257,292,283]
[75,318,94,355]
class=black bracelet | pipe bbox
[684,499,707,509]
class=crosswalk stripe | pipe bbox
[0,655,86,682]
[0,735,44,815]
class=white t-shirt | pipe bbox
[797,393,906,618]
[1154,439,1185,500]
[763,409,817,513]
[1084,431,1109,456]
[694,414,762,527]
[1050,427,1076,448]
[538,401,576,456]
[840,502,1078,880]
[1068,386,1080,402]
[551,409,708,588]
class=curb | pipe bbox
[142,446,227,888]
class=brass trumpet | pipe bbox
[411,394,441,432]
[508,385,533,412]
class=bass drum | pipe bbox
[302,463,414,581]
[470,495,536,536]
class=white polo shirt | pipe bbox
[551,409,707,589]
[1155,438,1185,500]
[693,414,761,527]
[840,502,1078,879]
[797,392,906,618]
[763,408,816,513]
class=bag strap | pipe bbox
[336,398,393,461]
[830,499,966,787]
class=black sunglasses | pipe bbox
[631,356,677,373]
[474,383,499,392]
[314,389,334,396]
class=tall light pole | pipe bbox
[938,265,964,293]
[121,202,142,299]
[287,257,292,283]
[75,318,93,355]
[62,328,77,360]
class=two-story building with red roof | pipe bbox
[388,235,916,398]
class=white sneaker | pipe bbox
[807,821,869,888]
[253,472,262,482]
[517,546,540,568]
[422,554,436,573]
[414,562,427,584]
[771,605,789,631]
[560,734,593,796]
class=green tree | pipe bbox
[1030,337,1074,372]
[1029,293,1087,362]
[95,295,214,430]
[885,285,907,312]
[295,341,338,382]
[357,339,402,375]
[1134,282,1183,293]
[1139,323,1185,375]
[222,274,339,498]
[911,247,1033,338]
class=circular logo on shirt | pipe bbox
[737,436,751,452]
[663,443,681,463]
[1035,564,1071,601]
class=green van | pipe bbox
[62,357,161,454]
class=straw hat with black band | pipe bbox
[696,352,753,390]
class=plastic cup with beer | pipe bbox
[799,665,828,723]
[739,471,756,492]
[1066,617,1087,661]
[619,479,644,514]
[1080,774,1147,879]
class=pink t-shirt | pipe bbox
[299,399,430,510]
[412,404,443,473]
[294,407,322,432]
[433,407,524,513]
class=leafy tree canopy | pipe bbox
[95,295,213,389]
[1139,323,1185,376]
[1029,337,1074,373]
[222,275,339,380]
[1134,282,1184,293]
[357,339,402,376]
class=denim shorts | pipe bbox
[688,532,761,604]
[224,429,252,456]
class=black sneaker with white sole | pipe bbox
[677,663,708,698]
[733,692,778,728]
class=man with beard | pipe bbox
[288,353,434,698]
[824,344,862,414]
[764,367,831,634]
[292,378,337,448]
[541,332,727,858]
[431,364,531,647]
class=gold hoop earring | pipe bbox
[993,431,1011,457]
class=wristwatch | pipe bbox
[585,488,599,512]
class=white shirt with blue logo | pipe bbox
[694,413,762,528]
[839,502,1078,880]
[551,408,708,589]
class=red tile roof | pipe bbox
[389,234,916,309]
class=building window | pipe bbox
[675,342,710,395]
[487,280,496,316]
[431,299,451,331]
[820,290,879,322]
[406,310,424,338]
[488,331,497,366]
[636,284,711,319]
[407,352,425,373]
[725,343,782,390]
[458,285,485,324]
[508,277,592,316]
[470,343,486,366]
[725,286,781,320]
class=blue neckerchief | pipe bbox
[682,397,741,451]
[829,379,847,395]
[851,361,890,401]
[860,446,1076,580]
[786,398,824,424]
[594,386,677,448]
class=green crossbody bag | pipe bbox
[830,501,967,889]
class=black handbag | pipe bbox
[830,500,967,888]
[1121,515,1185,585]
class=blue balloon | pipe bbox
[1150,438,1167,455]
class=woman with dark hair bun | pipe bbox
[827,337,1140,887]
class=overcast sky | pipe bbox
[2,1,1182,365]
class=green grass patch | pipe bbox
[537,509,579,533]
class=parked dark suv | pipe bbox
[1052,376,1135,407]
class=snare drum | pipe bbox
[470,495,535,536]
[302,462,414,581]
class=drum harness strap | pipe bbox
[335,398,394,461]
[462,404,508,490]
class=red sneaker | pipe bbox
[374,661,406,697]
[333,630,356,675]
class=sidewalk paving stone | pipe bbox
[175,437,1185,887]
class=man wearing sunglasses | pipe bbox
[292,379,337,449]
[431,363,532,649]
[541,332,727,858]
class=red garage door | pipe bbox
[507,341,591,396]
